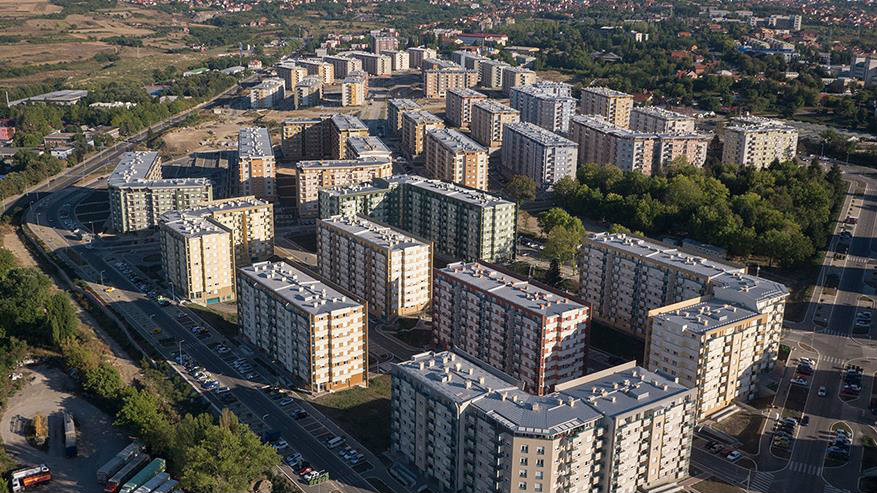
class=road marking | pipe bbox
[788,461,821,475]
[749,471,774,492]
[823,483,849,493]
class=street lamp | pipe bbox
[99,270,105,286]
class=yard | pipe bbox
[310,374,392,455]
[713,412,765,454]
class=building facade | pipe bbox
[297,58,335,84]
[500,122,578,188]
[510,83,577,133]
[296,157,393,218]
[406,47,437,69]
[425,128,488,190]
[630,106,696,133]
[237,261,368,393]
[445,87,487,129]
[479,59,511,89]
[281,117,328,161]
[294,76,322,109]
[387,99,421,137]
[347,51,392,76]
[317,215,432,319]
[500,66,538,96]
[329,114,370,159]
[384,50,410,72]
[236,127,276,201]
[401,110,445,160]
[580,87,634,128]
[276,63,309,91]
[341,71,368,106]
[159,214,235,305]
[322,55,362,79]
[423,68,480,99]
[369,34,399,54]
[470,100,520,149]
[249,78,285,109]
[721,117,798,168]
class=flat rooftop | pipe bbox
[331,114,368,132]
[168,196,271,218]
[440,262,585,317]
[161,213,227,238]
[427,128,485,153]
[9,89,88,106]
[386,175,513,208]
[403,110,444,125]
[108,151,160,185]
[446,87,487,99]
[239,127,273,158]
[297,156,390,170]
[388,99,421,111]
[632,106,693,121]
[320,215,426,251]
[581,86,633,98]
[473,99,519,114]
[726,116,796,132]
[346,136,391,157]
[505,121,577,147]
[652,300,759,334]
[572,114,710,140]
[239,261,362,315]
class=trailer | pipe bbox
[119,458,165,493]
[63,412,77,457]
[132,472,169,493]
[9,464,51,492]
[151,479,178,493]
[97,442,144,484]
[104,453,150,493]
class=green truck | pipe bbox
[119,458,166,493]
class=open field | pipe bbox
[0,0,61,17]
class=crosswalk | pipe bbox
[788,461,821,475]
[844,255,872,265]
[818,330,850,338]
[819,355,847,365]
[748,471,774,492]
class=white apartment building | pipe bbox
[346,51,392,76]
[406,47,437,69]
[317,215,432,319]
[509,83,577,133]
[384,50,410,71]
[501,66,538,95]
[500,122,578,189]
[424,128,488,190]
[276,62,309,91]
[470,99,520,149]
[630,106,697,133]
[296,157,393,219]
[392,352,696,493]
[296,58,334,84]
[479,59,512,89]
[249,78,285,109]
[721,116,798,168]
[237,261,368,393]
[159,214,235,305]
[580,86,634,127]
[322,55,362,79]
[108,151,212,233]
[236,127,276,201]
[434,262,590,394]
[445,87,487,129]
[387,98,420,137]
[423,68,479,99]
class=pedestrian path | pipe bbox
[819,355,848,365]
[788,461,821,475]
[749,471,774,492]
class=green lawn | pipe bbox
[311,374,391,454]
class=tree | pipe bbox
[541,221,586,267]
[538,207,576,235]
[117,388,175,456]
[504,175,537,203]
[46,292,77,345]
[545,259,563,287]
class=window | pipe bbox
[536,446,544,455]
[521,445,529,454]
[519,469,527,478]
[520,457,528,466]
[518,482,527,491]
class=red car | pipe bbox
[298,465,313,476]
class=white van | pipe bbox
[326,436,345,449]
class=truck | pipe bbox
[31,414,48,448]
[151,479,178,493]
[9,465,52,492]
[97,442,144,484]
[105,453,150,493]
[119,458,165,493]
[132,472,169,493]
[63,412,77,457]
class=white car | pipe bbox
[272,439,289,450]
[790,378,808,386]
[818,386,827,397]
[726,451,742,462]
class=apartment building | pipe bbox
[500,122,578,188]
[329,114,370,159]
[479,59,511,89]
[423,68,479,98]
[281,117,328,161]
[387,99,420,137]
[296,157,393,218]
[369,34,399,54]
[296,58,334,84]
[322,55,362,79]
[570,115,710,174]
[425,128,488,190]
[235,127,276,201]
[341,71,368,106]
[406,47,437,69]
[421,58,459,71]
[347,51,392,76]
[159,214,235,305]
[384,50,410,72]
[346,136,392,161]
[237,261,367,393]
[434,262,590,393]
[294,76,322,109]
[108,152,212,233]
[317,215,432,319]
[451,50,489,74]
[276,62,309,91]
[445,87,487,129]
[391,352,696,493]
[401,110,445,160]
[721,116,798,168]
[630,106,696,133]
[318,175,517,262]
[501,66,538,95]
[510,83,577,133]
[580,86,634,127]
[470,100,520,149]
[249,78,285,109]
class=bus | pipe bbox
[132,472,169,493]
[119,458,165,493]
[97,442,144,484]
[105,453,150,493]
[9,465,51,492]
[63,412,77,457]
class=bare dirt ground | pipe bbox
[0,366,129,493]
[0,41,112,66]
[162,110,256,156]
[0,0,61,17]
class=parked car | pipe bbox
[790,377,808,386]
[726,451,742,462]
[818,386,827,397]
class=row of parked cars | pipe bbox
[827,428,852,460]
[772,417,800,451]
[791,357,815,386]
[842,365,864,396]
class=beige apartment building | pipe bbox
[317,215,432,319]
[630,106,697,133]
[249,78,285,109]
[108,151,212,233]
[580,86,634,127]
[235,127,276,201]
[384,50,410,71]
[296,157,392,218]
[570,114,710,174]
[401,110,445,160]
[479,58,511,89]
[721,116,798,168]
[237,261,368,393]
[470,100,520,149]
[424,128,488,190]
[341,71,368,106]
[294,76,322,109]
[347,51,392,76]
[296,58,334,84]
[322,55,362,79]
[387,99,420,136]
[423,68,479,99]
[406,47,437,69]
[159,214,235,305]
[434,262,591,394]
[346,136,392,161]
[369,34,399,54]
[392,352,696,493]
[500,66,538,95]
[421,58,459,71]
[445,87,487,128]
[276,62,309,91]
[329,114,370,159]
[281,117,328,161]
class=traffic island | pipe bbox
[825,422,853,467]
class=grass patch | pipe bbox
[187,303,238,339]
[589,320,645,364]
[310,374,391,455]
[713,412,765,454]
[778,344,790,363]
